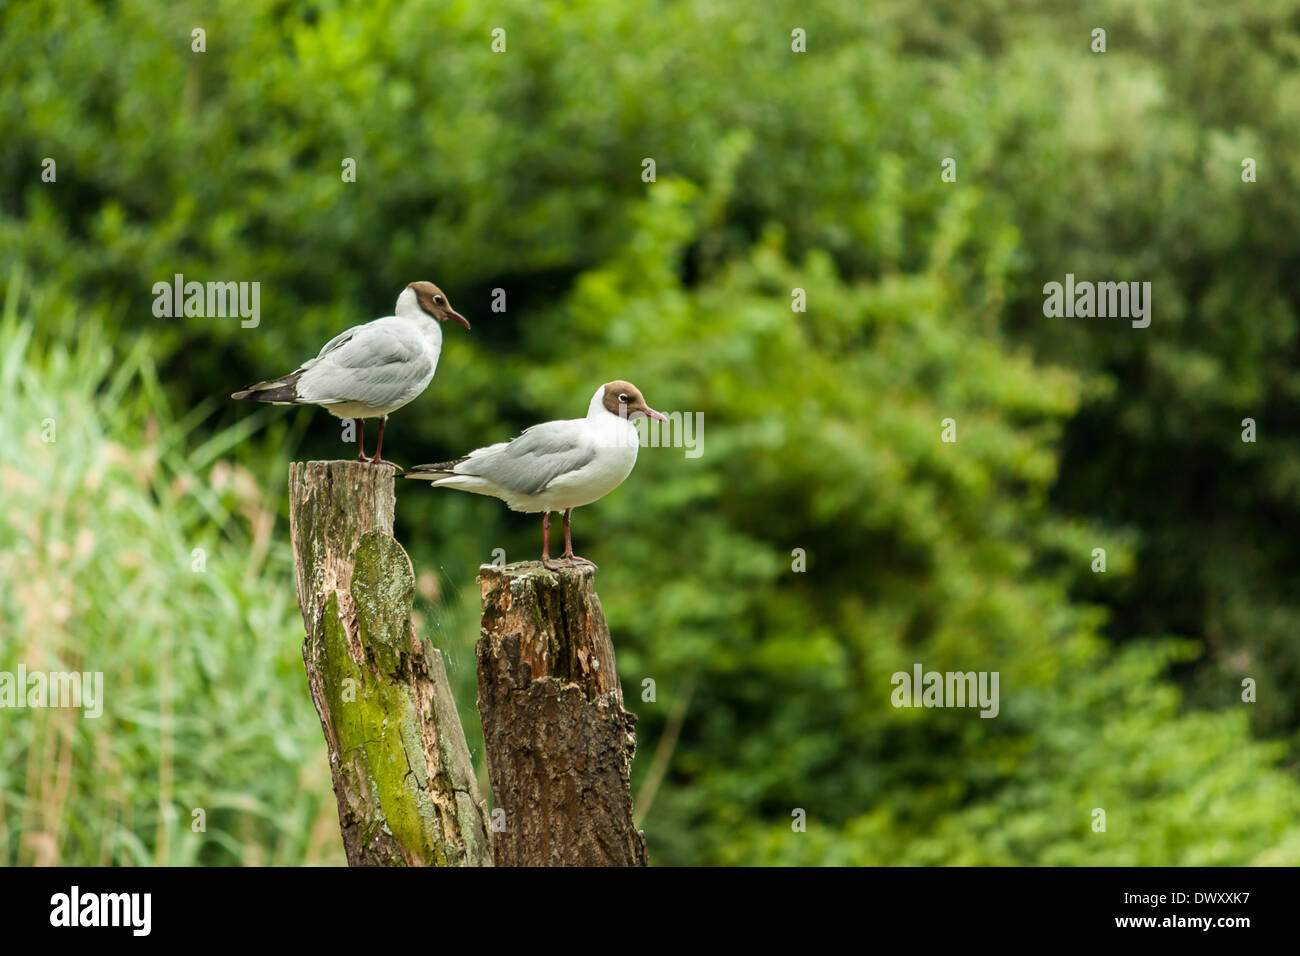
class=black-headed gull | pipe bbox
[405,381,667,569]
[231,281,469,466]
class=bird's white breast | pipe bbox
[536,437,638,511]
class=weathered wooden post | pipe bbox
[476,563,647,866]
[288,460,491,866]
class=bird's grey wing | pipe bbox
[461,422,597,496]
[306,325,361,364]
[298,316,411,371]
[296,320,432,406]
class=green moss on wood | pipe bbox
[316,591,448,865]
[292,462,489,866]
[352,531,416,676]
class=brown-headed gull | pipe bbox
[231,281,469,466]
[404,380,667,569]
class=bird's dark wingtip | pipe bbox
[403,457,467,479]
[230,370,304,404]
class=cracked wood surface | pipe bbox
[289,460,491,866]
[477,562,647,866]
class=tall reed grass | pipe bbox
[0,272,342,865]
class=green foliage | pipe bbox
[2,0,1298,865]
[535,192,1300,864]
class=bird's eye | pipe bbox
[619,393,629,403]
[434,295,444,304]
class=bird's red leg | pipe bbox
[356,419,367,461]
[562,508,597,569]
[541,512,564,570]
[369,415,403,471]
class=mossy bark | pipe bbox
[477,562,647,866]
[288,460,490,866]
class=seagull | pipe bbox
[405,381,667,570]
[230,281,469,467]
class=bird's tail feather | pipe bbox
[404,457,469,480]
[231,370,303,403]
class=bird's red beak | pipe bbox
[449,310,471,330]
[644,406,668,423]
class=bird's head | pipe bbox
[601,380,667,422]
[405,281,470,329]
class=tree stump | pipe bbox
[476,562,647,866]
[288,460,491,866]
